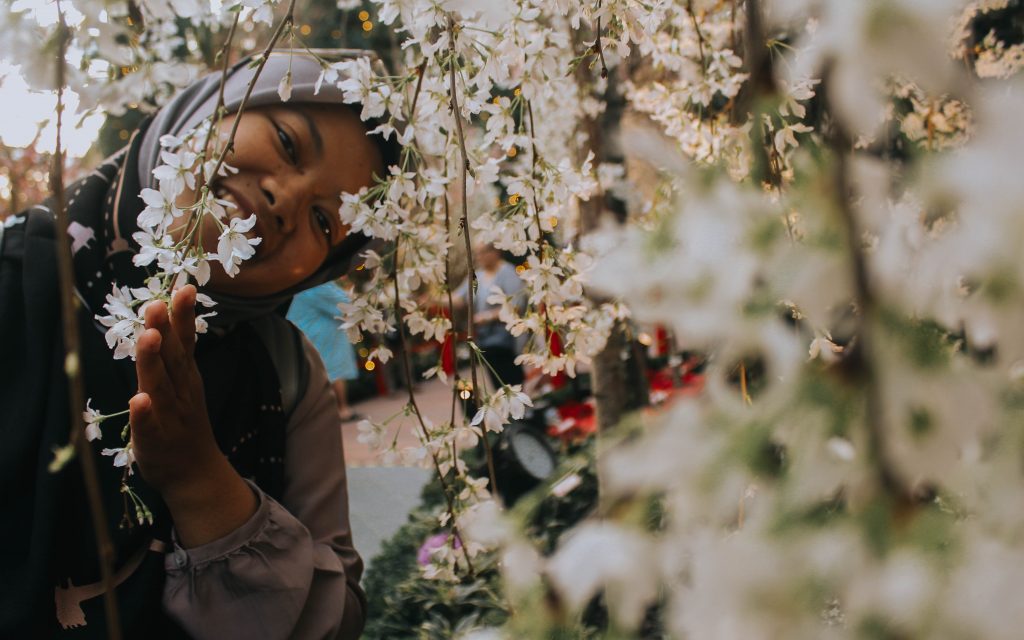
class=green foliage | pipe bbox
[362,506,508,639]
[363,441,602,638]
[733,422,787,479]
[879,311,955,370]
[772,493,846,534]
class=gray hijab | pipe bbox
[136,50,391,326]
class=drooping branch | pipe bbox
[686,0,708,72]
[392,238,475,576]
[205,0,298,182]
[595,14,609,78]
[743,0,783,190]
[50,5,122,638]
[443,193,461,464]
[198,11,241,170]
[831,139,909,502]
[447,15,498,495]
[525,100,555,350]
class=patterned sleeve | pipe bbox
[163,335,365,639]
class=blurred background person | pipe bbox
[288,279,363,422]
[453,243,526,390]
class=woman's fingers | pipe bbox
[144,299,192,396]
[128,392,155,434]
[170,285,197,358]
[135,327,176,417]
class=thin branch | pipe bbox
[525,100,555,350]
[51,6,122,638]
[199,11,240,168]
[525,100,546,248]
[185,11,241,261]
[832,143,908,500]
[744,0,791,244]
[206,0,298,182]
[409,59,428,118]
[437,99,462,435]
[594,15,609,79]
[686,0,708,71]
[392,240,475,576]
[447,15,498,495]
[443,194,460,431]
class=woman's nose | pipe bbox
[260,179,299,234]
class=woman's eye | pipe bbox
[313,207,332,241]
[274,123,298,164]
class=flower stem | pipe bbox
[392,236,475,577]
[50,5,122,637]
[206,0,298,183]
[447,15,499,496]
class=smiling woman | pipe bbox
[191,103,381,297]
[0,51,396,639]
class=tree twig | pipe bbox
[832,139,908,500]
[447,15,498,495]
[409,59,428,118]
[199,11,240,169]
[686,0,708,71]
[595,15,609,79]
[443,193,460,443]
[743,0,791,239]
[392,239,475,576]
[51,5,122,638]
[525,99,555,350]
[525,100,547,250]
[206,0,298,182]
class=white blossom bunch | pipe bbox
[32,0,1024,635]
[69,1,282,502]
[0,0,277,119]
[98,124,254,362]
[462,1,1024,638]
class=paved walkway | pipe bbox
[347,467,431,569]
[342,375,462,568]
[342,374,463,467]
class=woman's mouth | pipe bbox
[212,183,265,244]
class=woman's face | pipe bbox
[177,103,382,297]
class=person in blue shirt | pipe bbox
[287,280,362,422]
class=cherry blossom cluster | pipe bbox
[316,0,637,577]
[0,0,279,119]
[64,0,284,511]
[98,126,254,362]
[458,1,1024,637]
[88,115,273,509]
[32,0,1024,633]
[328,1,621,383]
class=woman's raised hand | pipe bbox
[130,285,218,493]
[129,285,257,547]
